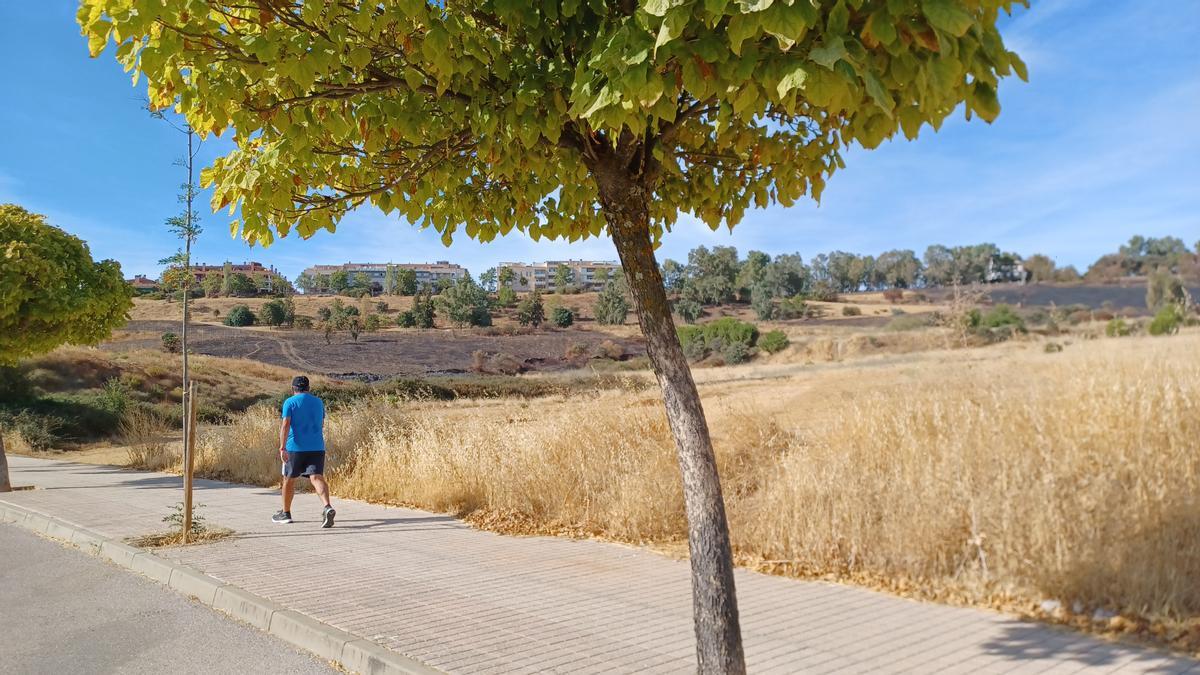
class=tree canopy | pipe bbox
[0,204,133,365]
[80,0,1027,248]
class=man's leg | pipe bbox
[282,476,296,512]
[309,474,332,508]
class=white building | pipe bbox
[301,261,467,292]
[498,260,621,292]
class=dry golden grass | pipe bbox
[120,406,178,472]
[191,332,1200,651]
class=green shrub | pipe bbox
[223,305,256,327]
[702,317,758,349]
[396,310,417,328]
[496,286,517,308]
[594,281,629,325]
[161,332,181,353]
[721,340,751,364]
[364,314,384,331]
[841,305,862,317]
[979,304,1025,331]
[294,316,314,330]
[260,299,288,327]
[549,306,574,328]
[758,330,790,354]
[678,326,706,361]
[1105,318,1132,338]
[1148,305,1183,336]
[1044,342,1064,353]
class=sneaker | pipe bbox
[321,506,336,529]
[272,510,293,524]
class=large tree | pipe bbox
[0,204,133,491]
[82,1,1025,669]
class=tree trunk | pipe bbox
[0,433,11,492]
[600,182,746,674]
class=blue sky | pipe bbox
[1,1,1197,281]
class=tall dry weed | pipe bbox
[121,407,178,472]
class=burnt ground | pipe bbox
[924,282,1200,315]
[106,321,645,379]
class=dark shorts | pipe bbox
[283,451,325,478]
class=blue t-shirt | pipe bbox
[282,393,325,452]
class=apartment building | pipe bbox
[188,261,273,283]
[498,260,621,292]
[301,261,467,291]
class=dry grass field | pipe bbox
[125,330,1198,652]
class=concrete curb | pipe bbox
[0,499,441,675]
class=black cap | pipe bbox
[291,376,310,391]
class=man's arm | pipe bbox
[279,417,291,462]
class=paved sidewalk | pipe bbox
[3,456,1196,674]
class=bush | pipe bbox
[516,292,545,327]
[721,340,751,364]
[375,301,389,313]
[595,340,624,360]
[224,305,256,327]
[364,314,384,332]
[678,326,707,361]
[776,296,812,320]
[979,304,1025,331]
[564,342,589,361]
[842,305,862,317]
[1044,342,1063,353]
[702,317,758,349]
[316,306,333,322]
[396,310,417,328]
[161,332,181,353]
[1148,305,1183,336]
[1105,318,1132,338]
[882,288,904,303]
[294,316,314,330]
[549,306,574,328]
[758,330,790,354]
[260,299,288,327]
[412,293,436,328]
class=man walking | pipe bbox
[273,376,335,528]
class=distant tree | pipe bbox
[440,275,492,327]
[321,320,335,345]
[761,254,808,298]
[874,250,922,289]
[1023,254,1056,283]
[201,273,224,297]
[351,272,374,296]
[554,264,575,294]
[364,313,384,332]
[687,246,740,305]
[595,279,630,326]
[661,259,687,294]
[1055,265,1082,283]
[396,311,417,328]
[395,268,418,296]
[328,270,351,294]
[516,291,546,328]
[750,285,775,321]
[497,266,515,290]
[412,292,436,329]
[497,286,518,308]
[225,272,257,297]
[676,297,705,324]
[735,250,771,301]
[296,272,317,295]
[479,267,498,293]
[383,264,396,295]
[347,315,362,342]
[220,261,233,296]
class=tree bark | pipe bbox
[599,178,746,674]
[0,432,11,492]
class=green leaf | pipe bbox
[348,46,371,69]
[776,62,808,98]
[1010,52,1029,82]
[863,71,894,115]
[922,0,974,38]
[761,2,811,50]
[738,0,774,11]
[809,36,846,70]
[644,0,685,17]
[970,81,1000,122]
[726,13,759,56]
[655,7,690,52]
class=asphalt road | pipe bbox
[0,523,336,675]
